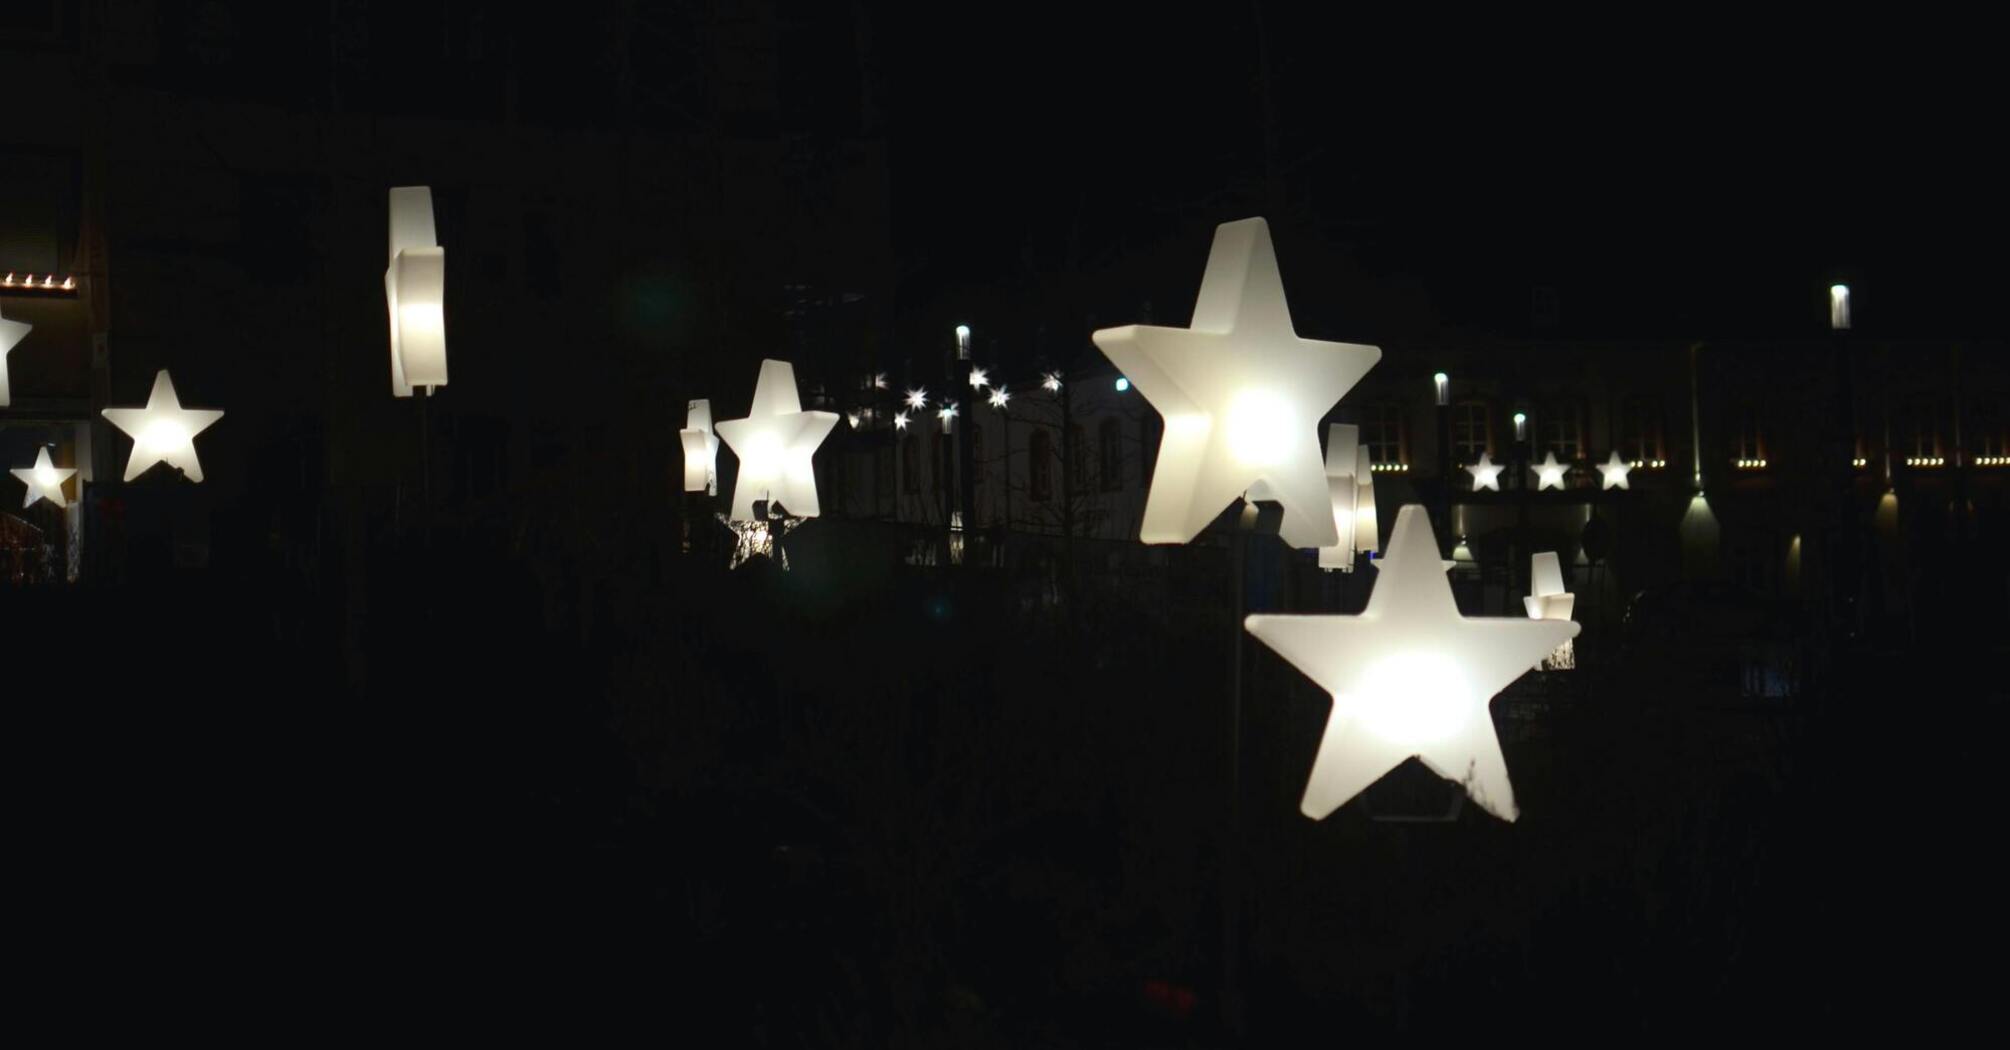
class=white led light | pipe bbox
[1465,451,1504,492]
[715,360,839,521]
[1596,451,1632,490]
[11,447,76,508]
[101,370,224,483]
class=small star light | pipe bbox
[1596,450,1632,490]
[1090,217,1381,548]
[1524,551,1577,670]
[894,411,911,431]
[101,370,224,482]
[968,366,989,389]
[1317,424,1360,572]
[937,400,959,428]
[0,299,32,406]
[1465,451,1504,492]
[1530,451,1569,491]
[714,359,839,522]
[12,447,76,508]
[1041,371,1063,392]
[905,387,928,410]
[385,186,448,396]
[872,372,888,390]
[846,411,862,429]
[678,398,720,495]
[1246,506,1580,821]
[988,385,1011,409]
[718,503,802,570]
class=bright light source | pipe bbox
[1466,451,1504,491]
[1829,284,1851,331]
[894,411,910,431]
[678,399,719,494]
[1042,371,1063,392]
[1432,372,1449,406]
[1115,376,1131,392]
[1246,506,1578,821]
[1512,411,1528,442]
[1089,218,1381,548]
[11,447,76,508]
[1596,451,1632,490]
[905,388,928,410]
[1318,423,1359,572]
[101,370,224,482]
[714,360,839,521]
[0,300,30,406]
[386,186,448,395]
[988,386,1010,409]
[1530,451,1569,490]
[968,366,988,388]
[955,324,971,343]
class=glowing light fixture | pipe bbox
[1465,451,1504,492]
[0,300,30,406]
[1246,506,1579,821]
[1596,450,1632,490]
[894,411,911,431]
[715,359,839,521]
[101,370,223,483]
[1829,284,1851,331]
[678,398,720,494]
[955,324,972,355]
[1089,217,1380,548]
[905,387,928,410]
[938,400,959,429]
[988,386,1010,409]
[846,412,861,429]
[719,503,801,570]
[1512,412,1528,442]
[385,186,448,396]
[1318,424,1359,572]
[1354,445,1378,555]
[11,446,75,508]
[1041,371,1063,393]
[1433,371,1449,406]
[968,366,989,389]
[1530,451,1569,491]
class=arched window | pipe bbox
[1029,428,1053,502]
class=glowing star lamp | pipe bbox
[386,186,447,397]
[1530,451,1569,491]
[1245,506,1579,821]
[0,301,30,406]
[1466,451,1504,492]
[1596,451,1632,490]
[12,447,76,508]
[1317,424,1359,572]
[679,398,720,495]
[1524,551,1577,670]
[101,370,223,482]
[1090,217,1381,549]
[1354,445,1378,555]
[715,359,839,522]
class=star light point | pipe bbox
[1465,451,1504,491]
[11,447,76,508]
[714,360,839,522]
[101,370,224,483]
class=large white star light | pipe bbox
[679,398,719,495]
[1531,451,1570,491]
[0,301,30,406]
[1090,218,1381,548]
[101,370,224,483]
[715,359,839,522]
[1465,451,1504,492]
[1245,506,1579,821]
[1596,451,1632,490]
[386,186,448,397]
[12,446,76,508]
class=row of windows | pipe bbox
[1358,398,1670,465]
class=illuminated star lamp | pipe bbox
[1317,424,1359,571]
[1245,506,1579,821]
[1465,451,1504,492]
[1595,451,1632,491]
[1091,218,1381,549]
[101,370,224,482]
[679,398,720,495]
[1524,551,1577,670]
[0,301,30,406]
[1354,445,1378,555]
[386,186,447,397]
[715,359,839,522]
[1530,451,1569,491]
[11,447,76,508]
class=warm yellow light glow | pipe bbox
[11,447,76,508]
[1089,217,1380,549]
[1433,372,1449,405]
[894,411,910,430]
[679,400,719,494]
[1350,652,1473,742]
[101,370,224,483]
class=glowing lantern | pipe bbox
[1245,506,1579,821]
[0,302,29,406]
[385,186,448,396]
[715,359,838,521]
[11,446,75,508]
[1317,424,1359,571]
[1530,451,1569,491]
[679,398,719,495]
[1090,218,1380,548]
[1595,451,1632,490]
[101,370,224,483]
[1465,451,1504,492]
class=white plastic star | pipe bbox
[1245,506,1579,821]
[1596,451,1632,490]
[1091,218,1381,548]
[1530,451,1569,491]
[0,301,30,406]
[101,370,224,483]
[11,447,75,508]
[905,387,928,410]
[894,411,910,431]
[1465,451,1504,492]
[715,359,839,521]
[988,386,1010,409]
[968,367,988,389]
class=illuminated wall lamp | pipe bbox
[0,273,77,293]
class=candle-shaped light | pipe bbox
[1829,284,1851,331]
